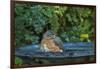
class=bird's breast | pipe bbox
[41,38,63,52]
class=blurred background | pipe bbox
[15,4,95,47]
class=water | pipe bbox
[15,42,95,58]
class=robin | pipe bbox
[40,30,63,52]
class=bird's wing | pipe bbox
[53,36,64,49]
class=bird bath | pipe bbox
[15,42,94,58]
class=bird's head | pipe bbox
[43,30,56,39]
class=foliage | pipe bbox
[15,4,95,46]
[15,57,23,65]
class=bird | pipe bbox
[40,30,63,52]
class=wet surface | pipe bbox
[15,42,94,58]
